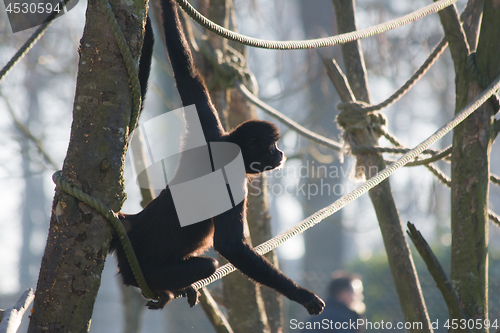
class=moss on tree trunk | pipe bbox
[28,0,146,331]
[449,0,499,328]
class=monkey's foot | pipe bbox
[182,286,199,307]
[146,291,172,310]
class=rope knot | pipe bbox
[336,100,387,134]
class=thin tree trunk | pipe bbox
[443,0,498,328]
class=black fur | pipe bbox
[110,0,325,315]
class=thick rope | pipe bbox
[176,0,458,50]
[52,171,161,302]
[238,80,456,164]
[238,78,453,164]
[97,0,142,134]
[190,73,500,291]
[337,38,446,136]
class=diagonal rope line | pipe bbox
[361,38,448,112]
[0,23,51,83]
[177,0,458,50]
[0,0,72,83]
[0,0,142,135]
[191,73,500,291]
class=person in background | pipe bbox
[301,272,365,332]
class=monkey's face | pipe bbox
[244,141,285,174]
[226,120,285,175]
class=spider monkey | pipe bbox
[110,0,325,315]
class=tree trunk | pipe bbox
[448,0,499,328]
[28,0,146,331]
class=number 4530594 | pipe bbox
[444,319,498,330]
[6,2,61,14]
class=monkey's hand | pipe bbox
[302,294,325,315]
[292,288,325,315]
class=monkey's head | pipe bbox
[226,120,285,174]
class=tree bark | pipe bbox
[28,0,146,331]
[444,0,498,328]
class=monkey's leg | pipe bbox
[144,256,217,309]
[143,256,218,291]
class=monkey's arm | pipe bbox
[160,0,224,141]
[213,205,325,315]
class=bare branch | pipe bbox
[433,0,469,73]
[0,289,35,333]
[406,223,469,328]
